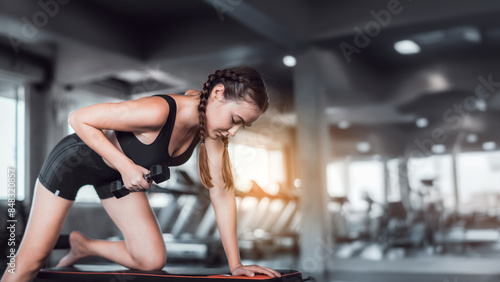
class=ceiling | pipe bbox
[1,0,500,157]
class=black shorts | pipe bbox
[38,134,121,201]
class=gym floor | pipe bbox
[248,241,500,282]
[47,240,500,282]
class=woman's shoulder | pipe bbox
[184,89,201,96]
[151,92,197,105]
[124,95,171,128]
[156,93,200,129]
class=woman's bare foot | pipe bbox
[55,231,90,267]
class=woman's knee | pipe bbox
[134,253,167,271]
[128,232,166,271]
[132,249,166,271]
[12,249,50,276]
[2,253,47,282]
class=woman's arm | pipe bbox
[69,96,169,191]
[204,138,281,278]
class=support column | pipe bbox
[451,155,459,212]
[383,159,390,204]
[398,156,411,210]
[343,157,351,197]
[293,48,332,274]
[451,132,465,212]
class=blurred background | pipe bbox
[1,0,500,281]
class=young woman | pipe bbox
[1,67,281,281]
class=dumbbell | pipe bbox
[109,163,170,198]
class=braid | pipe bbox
[219,69,238,190]
[198,73,217,189]
[221,136,234,190]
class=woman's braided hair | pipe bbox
[198,66,269,190]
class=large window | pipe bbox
[326,161,347,197]
[0,83,25,200]
[407,155,454,210]
[347,160,384,211]
[457,151,500,214]
[327,159,386,208]
[386,158,401,202]
[229,144,285,195]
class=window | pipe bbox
[0,83,25,200]
[386,158,401,202]
[407,155,453,210]
[457,151,500,214]
[229,144,285,195]
[326,161,347,197]
[347,160,384,211]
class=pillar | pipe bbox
[293,48,332,274]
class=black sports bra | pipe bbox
[115,95,200,168]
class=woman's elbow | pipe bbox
[68,110,82,132]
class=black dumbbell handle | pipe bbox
[110,164,169,199]
[110,174,151,199]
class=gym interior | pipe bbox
[1,1,500,281]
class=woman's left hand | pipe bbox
[231,263,282,278]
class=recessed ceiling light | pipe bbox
[338,120,350,129]
[475,99,487,112]
[463,27,481,42]
[294,178,302,188]
[416,117,428,128]
[283,55,296,67]
[394,40,421,55]
[356,142,371,153]
[428,73,449,91]
[483,141,496,151]
[432,144,446,154]
[466,134,478,143]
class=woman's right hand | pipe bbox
[118,162,152,192]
